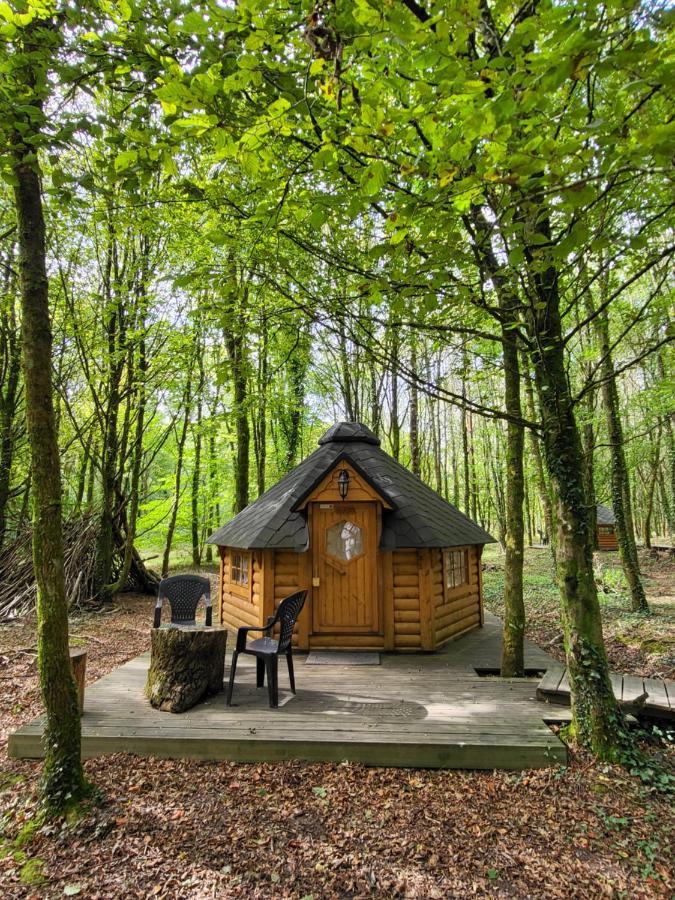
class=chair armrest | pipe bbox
[235,622,273,651]
[153,596,163,629]
[205,595,213,627]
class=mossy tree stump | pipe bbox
[146,626,227,713]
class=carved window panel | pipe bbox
[326,520,364,562]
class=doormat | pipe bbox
[305,652,381,666]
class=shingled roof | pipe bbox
[208,422,495,551]
[596,503,616,526]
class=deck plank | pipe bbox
[644,677,670,710]
[8,611,568,770]
[535,668,674,720]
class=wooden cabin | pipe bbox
[596,503,618,551]
[208,422,495,651]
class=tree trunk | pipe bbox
[390,324,400,461]
[594,307,649,613]
[94,214,123,600]
[205,424,217,565]
[191,336,204,566]
[581,395,597,552]
[252,313,268,496]
[522,363,555,560]
[0,250,21,550]
[162,376,192,576]
[467,207,525,676]
[643,425,661,550]
[105,279,147,596]
[499,316,525,678]
[409,332,420,476]
[230,329,249,514]
[522,206,623,757]
[12,95,87,812]
[461,382,470,515]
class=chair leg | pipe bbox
[271,656,279,707]
[265,657,277,708]
[256,657,265,688]
[226,651,239,707]
[286,650,296,693]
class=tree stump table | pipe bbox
[145,625,227,713]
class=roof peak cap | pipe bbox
[318,422,381,446]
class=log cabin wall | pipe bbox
[392,549,422,649]
[219,547,263,634]
[597,526,618,551]
[433,545,482,647]
[217,543,483,651]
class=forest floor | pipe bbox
[483,545,675,680]
[0,552,673,898]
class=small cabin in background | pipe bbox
[208,422,495,652]
[596,504,618,551]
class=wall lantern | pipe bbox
[337,468,351,500]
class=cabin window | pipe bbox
[444,549,469,590]
[598,526,614,535]
[326,520,364,561]
[229,551,251,598]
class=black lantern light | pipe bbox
[337,468,350,500]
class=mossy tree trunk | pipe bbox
[499,314,525,677]
[522,206,623,757]
[11,19,88,812]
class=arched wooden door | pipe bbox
[311,502,379,634]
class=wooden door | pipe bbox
[311,502,379,634]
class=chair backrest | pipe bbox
[159,575,211,625]
[276,590,307,653]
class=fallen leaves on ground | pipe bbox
[0,559,673,898]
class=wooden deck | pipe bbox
[538,665,674,720]
[9,613,567,770]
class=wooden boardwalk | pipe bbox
[9,613,567,770]
[537,666,674,720]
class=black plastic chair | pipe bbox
[153,575,212,628]
[226,590,307,708]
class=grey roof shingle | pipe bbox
[207,422,495,550]
[596,503,616,525]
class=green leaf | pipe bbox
[64,886,82,896]
[312,786,327,798]
[361,160,388,197]
[114,150,138,173]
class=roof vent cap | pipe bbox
[318,422,381,446]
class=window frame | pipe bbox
[229,549,252,600]
[443,548,470,594]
